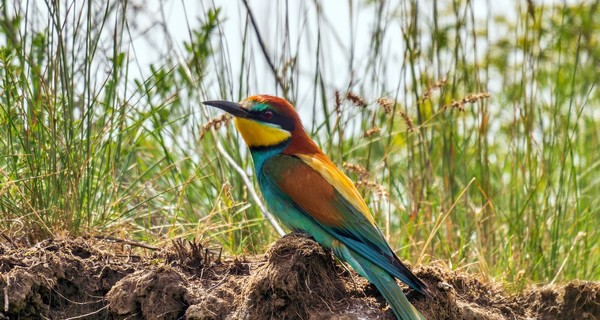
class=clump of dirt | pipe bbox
[234,233,377,319]
[107,266,189,319]
[1,234,599,320]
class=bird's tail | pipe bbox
[363,262,426,320]
[334,243,425,320]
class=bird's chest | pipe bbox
[256,172,300,229]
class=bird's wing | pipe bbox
[262,154,427,293]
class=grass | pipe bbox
[0,0,598,286]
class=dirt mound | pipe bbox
[233,233,382,319]
[0,237,134,318]
[0,234,598,319]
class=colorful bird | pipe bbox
[203,95,428,320]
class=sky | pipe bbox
[9,0,594,131]
[114,0,514,126]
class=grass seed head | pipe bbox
[377,97,393,114]
[420,78,447,104]
[399,111,415,132]
[343,162,370,180]
[364,127,381,138]
[200,114,231,139]
[334,91,342,114]
[346,91,367,108]
[444,92,491,111]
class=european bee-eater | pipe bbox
[203,95,428,320]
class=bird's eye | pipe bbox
[262,110,274,120]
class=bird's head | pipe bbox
[203,95,303,149]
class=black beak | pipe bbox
[202,100,250,118]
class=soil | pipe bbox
[0,233,598,320]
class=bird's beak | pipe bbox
[202,100,250,118]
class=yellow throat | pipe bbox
[234,117,291,148]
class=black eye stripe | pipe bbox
[248,110,295,131]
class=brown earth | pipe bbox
[0,233,598,320]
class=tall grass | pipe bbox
[0,1,272,252]
[0,0,598,284]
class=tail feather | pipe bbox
[363,262,426,320]
[333,241,425,320]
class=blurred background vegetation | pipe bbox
[0,0,598,288]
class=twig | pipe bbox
[213,140,286,236]
[63,305,109,320]
[241,0,286,91]
[3,274,8,312]
[92,235,159,251]
[0,232,18,249]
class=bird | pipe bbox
[203,95,428,320]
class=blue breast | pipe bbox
[249,145,287,173]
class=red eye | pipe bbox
[262,110,274,119]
